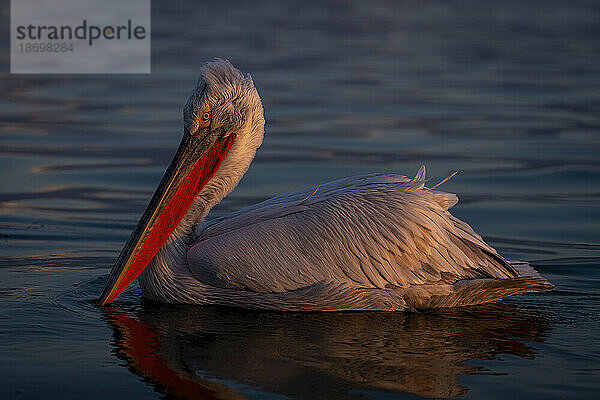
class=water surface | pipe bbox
[1,0,599,399]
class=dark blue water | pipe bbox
[1,0,599,398]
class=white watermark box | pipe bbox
[11,0,150,73]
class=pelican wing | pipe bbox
[187,168,517,294]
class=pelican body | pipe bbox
[98,60,553,310]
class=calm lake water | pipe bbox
[1,0,599,398]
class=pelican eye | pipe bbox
[198,111,211,129]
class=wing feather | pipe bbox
[187,169,517,294]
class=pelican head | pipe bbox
[98,59,265,305]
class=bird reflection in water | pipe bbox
[105,303,551,399]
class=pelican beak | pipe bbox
[97,129,236,306]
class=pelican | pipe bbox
[98,59,553,310]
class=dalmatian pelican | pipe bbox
[98,59,553,310]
